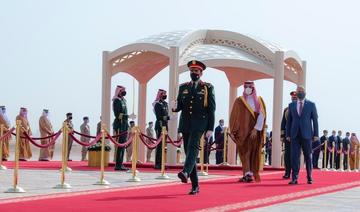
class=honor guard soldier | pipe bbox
[153,89,170,169]
[172,60,216,195]
[281,91,297,179]
[112,85,136,171]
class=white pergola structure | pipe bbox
[101,30,306,168]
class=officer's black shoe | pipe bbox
[307,178,313,184]
[115,166,129,171]
[154,165,161,170]
[288,180,298,185]
[177,171,188,183]
[188,186,199,195]
[282,175,290,179]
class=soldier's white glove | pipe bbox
[171,100,177,111]
[205,130,213,139]
[128,113,137,120]
[177,132,183,139]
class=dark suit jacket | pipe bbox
[214,125,224,146]
[286,99,319,140]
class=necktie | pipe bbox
[191,83,196,94]
[299,102,303,115]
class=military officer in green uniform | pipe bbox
[112,85,136,171]
[153,89,170,169]
[172,60,216,195]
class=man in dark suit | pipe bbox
[286,86,319,185]
[214,119,225,164]
[172,60,216,195]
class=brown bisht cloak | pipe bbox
[16,115,33,159]
[230,96,266,181]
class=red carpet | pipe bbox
[1,160,282,174]
[0,170,359,211]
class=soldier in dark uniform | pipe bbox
[112,85,133,171]
[328,130,338,169]
[320,130,329,168]
[342,132,351,170]
[172,60,216,195]
[153,89,170,169]
[280,91,297,179]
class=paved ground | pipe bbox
[249,187,360,212]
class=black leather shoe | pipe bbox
[188,186,199,195]
[288,180,298,185]
[115,166,129,171]
[307,179,313,184]
[177,171,188,183]
[282,175,290,179]
[2,158,7,161]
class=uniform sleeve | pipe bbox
[206,85,216,131]
[113,99,121,118]
[173,86,183,112]
[286,104,292,138]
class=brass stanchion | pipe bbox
[54,123,72,189]
[340,143,344,171]
[63,124,72,172]
[198,135,208,176]
[331,142,336,171]
[346,143,350,172]
[5,120,25,193]
[94,125,110,185]
[0,124,7,170]
[221,128,230,166]
[322,139,328,171]
[156,127,170,180]
[127,126,141,182]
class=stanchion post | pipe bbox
[156,127,170,180]
[0,124,7,170]
[127,126,141,182]
[54,122,72,189]
[198,135,208,176]
[221,128,230,166]
[331,141,335,171]
[322,139,328,171]
[94,124,110,185]
[340,143,344,171]
[5,120,26,193]
[63,124,72,172]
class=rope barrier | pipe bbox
[68,132,101,147]
[24,131,62,148]
[166,135,183,147]
[0,127,15,142]
[139,133,162,149]
[105,130,134,148]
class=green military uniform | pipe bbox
[154,100,169,169]
[113,97,129,169]
[173,80,216,189]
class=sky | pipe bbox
[1,0,359,136]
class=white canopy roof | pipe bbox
[107,29,304,85]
